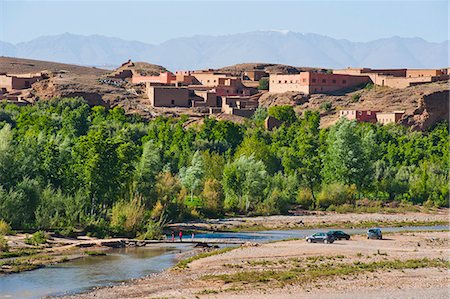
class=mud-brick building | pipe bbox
[0,73,43,92]
[146,85,190,107]
[269,72,371,94]
[376,111,405,125]
[339,110,379,123]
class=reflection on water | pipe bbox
[0,225,447,299]
[0,245,190,299]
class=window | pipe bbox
[358,111,362,115]
[207,80,210,83]
[302,78,307,83]
[290,80,293,83]
[342,80,347,84]
[312,79,316,83]
[285,80,288,83]
[332,79,336,83]
[278,80,281,83]
[171,100,175,105]
[322,79,326,83]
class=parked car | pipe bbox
[327,230,350,240]
[306,232,335,244]
[367,228,383,239]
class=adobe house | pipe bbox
[339,110,379,123]
[243,70,268,81]
[191,90,219,108]
[334,67,449,89]
[269,72,371,94]
[221,96,258,117]
[190,70,233,87]
[376,111,405,125]
[146,85,190,107]
[133,72,176,85]
[0,73,43,92]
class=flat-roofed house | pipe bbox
[146,85,190,107]
[376,111,405,125]
[339,109,379,123]
[0,73,43,92]
[269,72,370,94]
[133,72,176,85]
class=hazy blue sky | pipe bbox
[1,0,448,44]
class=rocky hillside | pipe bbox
[259,81,449,130]
[0,56,107,76]
[218,63,323,75]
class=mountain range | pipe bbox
[1,31,448,70]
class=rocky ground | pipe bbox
[63,231,450,299]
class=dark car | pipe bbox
[367,228,382,239]
[306,232,335,244]
[327,230,350,240]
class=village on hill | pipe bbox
[0,56,449,130]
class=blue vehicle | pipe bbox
[367,228,382,239]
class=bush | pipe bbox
[84,219,110,239]
[0,219,12,235]
[258,78,269,90]
[296,188,314,209]
[364,83,374,90]
[110,196,145,237]
[350,93,361,103]
[55,227,78,238]
[0,235,9,252]
[320,102,332,112]
[139,219,165,240]
[24,231,47,246]
[316,183,357,209]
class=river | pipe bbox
[0,225,447,299]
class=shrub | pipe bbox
[139,219,165,240]
[364,83,374,90]
[0,235,9,252]
[55,227,78,238]
[24,231,47,246]
[110,196,145,236]
[258,78,269,90]
[316,183,357,209]
[320,102,332,112]
[350,93,361,103]
[0,219,12,235]
[84,219,110,239]
[296,188,314,209]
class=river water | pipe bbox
[0,225,447,299]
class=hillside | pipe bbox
[1,32,448,70]
[259,80,450,130]
[217,63,323,75]
[0,56,107,75]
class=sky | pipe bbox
[0,0,448,44]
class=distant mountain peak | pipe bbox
[1,32,448,70]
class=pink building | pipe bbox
[269,72,371,94]
[339,110,379,123]
[132,72,176,84]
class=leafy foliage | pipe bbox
[0,98,447,236]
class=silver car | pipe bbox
[367,228,382,239]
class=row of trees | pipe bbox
[0,98,447,236]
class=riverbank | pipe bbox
[65,231,450,299]
[1,210,448,274]
[169,209,449,232]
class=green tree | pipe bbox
[179,151,204,200]
[222,155,267,213]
